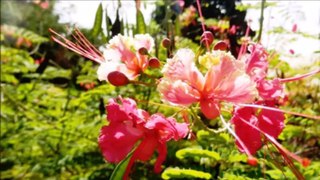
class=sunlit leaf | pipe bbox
[136,9,146,34]
[91,3,103,37]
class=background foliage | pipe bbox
[1,0,319,179]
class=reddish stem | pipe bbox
[196,0,210,51]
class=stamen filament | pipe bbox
[237,103,320,120]
[237,116,309,179]
[279,69,320,83]
[196,0,210,52]
[219,114,254,158]
[49,28,105,64]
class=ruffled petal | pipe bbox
[145,114,189,142]
[244,44,268,82]
[158,79,201,106]
[231,107,262,155]
[257,106,285,139]
[257,78,284,100]
[98,123,143,163]
[134,34,155,52]
[162,48,204,90]
[204,55,257,103]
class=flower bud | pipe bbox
[107,71,129,86]
[138,47,148,55]
[161,38,171,48]
[200,31,214,46]
[213,41,228,51]
[148,57,160,68]
[302,158,311,167]
[247,157,258,166]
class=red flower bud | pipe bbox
[289,49,295,55]
[200,31,214,46]
[148,57,160,68]
[247,157,258,166]
[213,41,228,51]
[302,158,311,167]
[161,38,171,48]
[138,47,148,55]
[292,24,297,33]
[107,71,129,86]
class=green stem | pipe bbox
[257,0,266,42]
[189,107,225,134]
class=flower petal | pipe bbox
[244,44,268,82]
[231,107,262,155]
[158,79,201,106]
[98,123,143,163]
[162,48,204,90]
[154,143,167,173]
[145,114,189,142]
[134,34,155,52]
[134,134,158,161]
[204,55,257,103]
[257,78,284,100]
[257,105,285,139]
[200,99,220,119]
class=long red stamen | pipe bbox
[237,116,308,179]
[219,114,255,160]
[196,0,210,51]
[238,103,320,120]
[237,24,251,59]
[49,28,105,64]
[196,0,206,34]
[279,69,320,83]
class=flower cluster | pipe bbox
[50,28,319,179]
[49,29,156,86]
[99,97,188,179]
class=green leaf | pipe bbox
[110,150,133,180]
[228,153,247,163]
[91,3,103,37]
[136,9,146,34]
[176,148,220,161]
[1,24,48,44]
[105,8,112,39]
[162,167,212,179]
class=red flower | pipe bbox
[98,97,188,179]
[231,102,285,155]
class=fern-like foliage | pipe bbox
[162,168,212,180]
[176,148,221,161]
[1,24,49,44]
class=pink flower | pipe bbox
[98,97,188,179]
[158,49,257,119]
[49,29,154,86]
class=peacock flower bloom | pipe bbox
[49,29,154,85]
[158,48,258,119]
[229,43,319,177]
[98,97,188,179]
